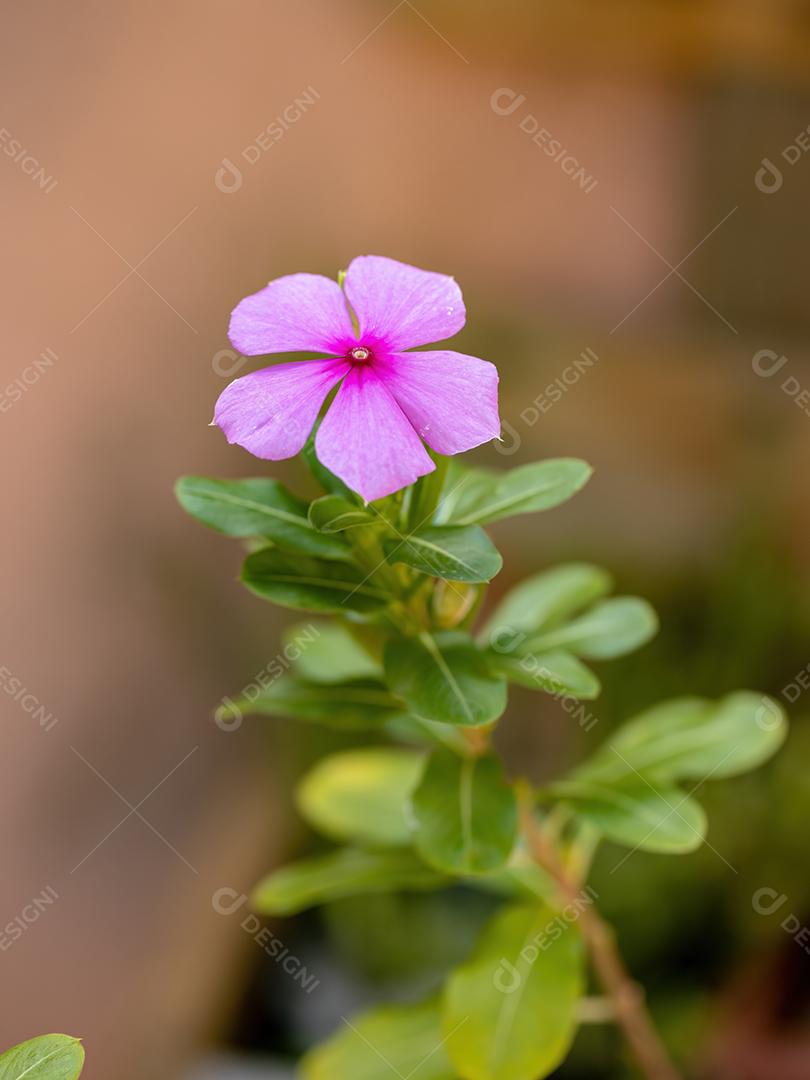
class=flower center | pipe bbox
[349,346,372,363]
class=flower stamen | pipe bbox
[349,346,372,363]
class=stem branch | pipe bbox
[522,806,682,1080]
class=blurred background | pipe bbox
[1,1,809,1076]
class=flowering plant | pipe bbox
[177,257,787,1080]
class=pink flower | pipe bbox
[214,255,500,503]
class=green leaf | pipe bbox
[440,459,592,527]
[488,649,600,699]
[252,848,446,915]
[480,563,613,642]
[175,476,348,559]
[383,714,472,756]
[475,859,557,903]
[525,597,658,659]
[443,903,585,1080]
[578,692,788,784]
[301,999,454,1080]
[550,778,707,853]
[480,566,654,681]
[385,525,502,583]
[309,495,377,533]
[284,622,381,683]
[297,748,424,846]
[437,461,494,522]
[411,750,518,874]
[0,1035,85,1080]
[384,632,507,728]
[220,676,403,730]
[242,548,390,614]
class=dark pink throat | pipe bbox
[348,345,372,364]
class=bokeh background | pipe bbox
[1,1,809,1077]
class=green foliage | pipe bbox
[443,903,585,1080]
[0,1035,84,1080]
[178,444,790,1080]
[480,562,657,702]
[549,778,707,853]
[550,692,787,854]
[241,549,390,614]
[252,848,446,915]
[576,692,787,783]
[385,631,508,727]
[283,621,382,682]
[297,748,424,846]
[439,459,592,526]
[525,597,659,660]
[385,524,502,583]
[301,999,453,1080]
[411,749,518,873]
[308,494,377,533]
[487,648,600,699]
[481,562,613,638]
[220,676,403,730]
[175,476,348,559]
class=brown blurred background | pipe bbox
[1,1,809,1077]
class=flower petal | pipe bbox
[343,255,465,351]
[229,273,356,356]
[215,358,350,460]
[377,350,500,455]
[315,365,435,502]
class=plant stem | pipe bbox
[521,806,682,1080]
[350,526,409,601]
